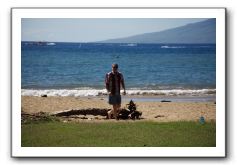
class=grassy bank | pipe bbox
[21,120,216,147]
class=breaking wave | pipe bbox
[21,88,216,97]
[161,45,186,49]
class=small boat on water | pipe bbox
[46,42,56,46]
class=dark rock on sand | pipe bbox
[154,115,165,118]
[161,100,171,102]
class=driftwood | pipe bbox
[51,108,110,117]
[52,100,142,120]
[22,100,143,122]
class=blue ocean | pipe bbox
[21,42,216,97]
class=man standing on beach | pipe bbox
[105,63,126,119]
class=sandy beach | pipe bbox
[21,95,216,122]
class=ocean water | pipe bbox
[21,42,216,97]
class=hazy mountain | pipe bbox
[98,19,216,44]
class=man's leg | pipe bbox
[107,105,119,119]
[114,104,121,119]
[117,104,121,114]
[107,109,113,119]
[113,104,118,119]
[108,105,116,119]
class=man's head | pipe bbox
[112,63,118,73]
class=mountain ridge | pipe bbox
[98,19,216,44]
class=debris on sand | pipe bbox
[21,101,143,123]
[41,94,47,97]
[154,115,165,118]
[161,100,171,102]
[51,108,110,117]
[117,100,142,120]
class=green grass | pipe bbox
[21,121,216,147]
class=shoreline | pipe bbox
[21,95,216,122]
[21,88,216,98]
[112,95,215,102]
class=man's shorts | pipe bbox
[108,95,121,105]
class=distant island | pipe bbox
[98,19,216,44]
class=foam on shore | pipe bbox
[21,88,216,97]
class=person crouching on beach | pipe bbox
[105,63,126,119]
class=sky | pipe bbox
[22,18,208,42]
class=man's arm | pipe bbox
[105,73,110,92]
[120,74,126,95]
